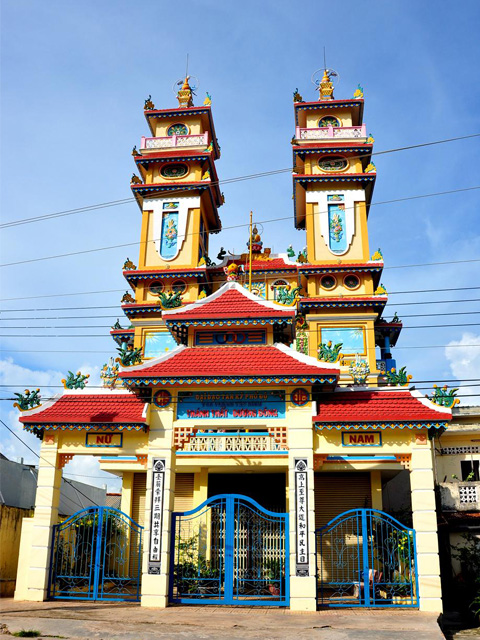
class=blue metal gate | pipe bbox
[169,494,289,606]
[316,509,418,608]
[49,506,143,601]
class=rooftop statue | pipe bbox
[13,389,41,411]
[62,371,90,390]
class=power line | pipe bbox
[2,186,480,268]
[2,296,479,314]
[0,419,102,506]
[2,133,478,230]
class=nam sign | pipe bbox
[177,390,285,420]
[341,431,382,447]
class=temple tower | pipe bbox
[292,71,390,383]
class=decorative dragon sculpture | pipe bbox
[427,385,460,408]
[13,389,42,411]
[62,371,90,390]
[275,285,301,306]
[116,345,143,367]
[158,291,182,309]
[386,366,412,387]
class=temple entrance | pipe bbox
[316,508,418,608]
[48,506,143,601]
[169,494,289,606]
[208,472,286,512]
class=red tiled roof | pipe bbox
[120,344,339,380]
[313,390,451,424]
[163,283,296,321]
[19,393,147,425]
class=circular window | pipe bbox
[318,156,348,172]
[167,123,188,136]
[344,274,361,290]
[318,115,340,128]
[291,388,310,407]
[153,390,172,408]
[149,282,164,296]
[172,279,187,294]
[160,163,189,179]
[320,275,336,290]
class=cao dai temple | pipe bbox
[13,70,463,613]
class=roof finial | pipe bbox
[311,65,338,101]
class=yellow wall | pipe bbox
[0,505,33,597]
[153,117,203,138]
[305,108,353,128]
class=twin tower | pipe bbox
[117,71,397,385]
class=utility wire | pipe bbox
[2,186,480,268]
[0,419,102,506]
[2,133,478,230]
[2,296,479,314]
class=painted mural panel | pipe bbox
[144,331,177,358]
[328,202,347,254]
[160,203,179,259]
[320,327,365,354]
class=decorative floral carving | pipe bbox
[62,371,90,390]
[101,357,120,389]
[329,211,344,242]
[317,341,343,363]
[349,356,370,385]
[427,385,460,408]
[164,217,178,248]
[13,389,41,411]
[386,366,412,387]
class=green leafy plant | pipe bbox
[12,631,41,638]
[451,534,480,621]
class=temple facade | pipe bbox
[13,72,457,612]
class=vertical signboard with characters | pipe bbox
[295,458,309,576]
[148,458,166,575]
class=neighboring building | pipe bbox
[0,455,106,597]
[435,407,480,597]
[13,71,456,613]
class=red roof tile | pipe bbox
[163,282,296,321]
[19,393,147,425]
[120,344,339,380]
[313,390,451,424]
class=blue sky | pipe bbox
[1,0,480,489]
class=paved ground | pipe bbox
[0,599,448,640]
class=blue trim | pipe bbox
[315,421,447,431]
[176,451,288,456]
[85,432,123,448]
[326,455,397,461]
[123,375,337,387]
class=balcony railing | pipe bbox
[140,132,209,150]
[439,481,480,511]
[176,430,287,454]
[295,124,367,142]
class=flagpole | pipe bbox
[248,210,253,292]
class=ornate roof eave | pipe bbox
[122,374,338,388]
[124,267,208,286]
[165,316,294,328]
[374,320,403,347]
[130,182,222,228]
[299,295,387,310]
[313,421,448,431]
[143,105,220,159]
[23,422,148,439]
[298,262,384,288]
[294,99,364,126]
[292,144,373,158]
[121,302,163,317]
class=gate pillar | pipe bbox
[288,392,317,611]
[14,435,62,601]
[410,434,442,613]
[140,399,175,608]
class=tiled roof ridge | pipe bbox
[17,388,142,417]
[162,281,296,318]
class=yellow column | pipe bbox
[121,472,134,517]
[287,392,317,611]
[141,402,175,608]
[410,434,442,612]
[370,470,382,510]
[14,435,62,601]
[193,468,208,506]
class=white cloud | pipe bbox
[445,333,480,406]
